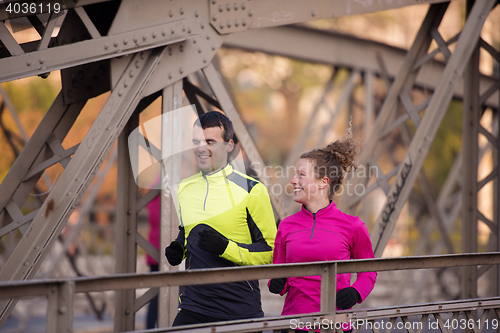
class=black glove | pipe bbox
[164,240,184,266]
[269,278,287,294]
[197,229,229,255]
[336,287,360,310]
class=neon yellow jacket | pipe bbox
[175,164,276,319]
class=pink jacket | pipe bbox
[146,194,160,266]
[272,201,376,315]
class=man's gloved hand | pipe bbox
[164,240,184,266]
[198,229,229,255]
[269,278,287,294]
[336,287,360,310]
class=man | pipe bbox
[165,111,277,325]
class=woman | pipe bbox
[269,130,377,329]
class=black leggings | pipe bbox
[172,309,226,326]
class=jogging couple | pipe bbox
[164,111,377,330]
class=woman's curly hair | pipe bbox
[300,126,359,199]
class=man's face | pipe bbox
[192,125,234,174]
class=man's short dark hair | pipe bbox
[194,111,234,142]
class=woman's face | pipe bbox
[291,158,324,205]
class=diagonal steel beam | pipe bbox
[0,46,167,326]
[369,0,497,257]
[202,62,288,219]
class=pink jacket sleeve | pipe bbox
[268,224,289,295]
[350,218,377,302]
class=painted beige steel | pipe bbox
[223,25,498,110]
[159,81,183,328]
[202,62,288,219]
[0,47,166,326]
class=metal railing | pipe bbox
[0,253,499,333]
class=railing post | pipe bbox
[46,281,74,333]
[320,262,337,333]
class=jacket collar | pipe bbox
[201,164,233,179]
[300,200,337,217]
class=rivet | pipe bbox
[133,36,138,43]
[206,35,211,40]
[152,32,157,38]
[226,3,231,11]
[212,0,216,3]
[35,246,40,250]
[188,27,191,34]
[198,47,202,53]
[77,178,81,181]
[140,51,145,59]
[104,43,109,50]
[212,14,217,21]
[182,27,186,32]
[67,192,72,196]
[180,7,184,15]
[234,3,239,10]
[127,229,132,235]
[39,58,45,64]
[107,127,112,130]
[168,73,172,79]
[311,10,315,17]
[169,10,173,17]
[219,22,224,29]
[168,48,173,55]
[162,29,166,36]
[227,20,232,28]
[195,10,199,17]
[179,67,183,74]
[248,9,253,17]
[123,38,128,45]
[143,35,147,41]
[59,306,67,314]
[241,2,246,10]
[193,39,197,44]
[219,4,223,12]
[125,309,131,315]
[114,41,118,47]
[242,19,247,26]
[201,22,205,29]
[212,45,216,51]
[124,80,128,87]
[24,261,29,266]
[135,60,140,68]
[129,70,134,78]
[179,45,184,52]
[26,60,32,66]
[127,210,132,215]
[235,20,239,27]
[171,28,175,34]
[203,58,207,63]
[118,90,123,96]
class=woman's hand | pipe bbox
[336,287,360,310]
[269,278,287,294]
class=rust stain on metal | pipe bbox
[45,199,54,217]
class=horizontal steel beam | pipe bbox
[0,253,499,299]
[0,20,188,83]
[223,25,499,110]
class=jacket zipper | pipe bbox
[203,175,209,211]
[311,212,316,239]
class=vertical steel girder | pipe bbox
[114,111,140,331]
[158,81,183,328]
[462,0,480,298]
[339,0,497,257]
